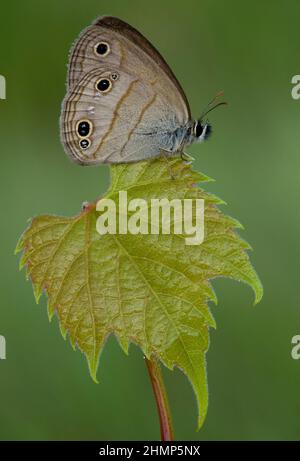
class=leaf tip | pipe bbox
[87,353,100,384]
[33,285,42,304]
[47,302,55,321]
[18,254,27,271]
[193,172,215,183]
[59,322,67,340]
[89,367,99,384]
[14,236,24,255]
[253,279,264,305]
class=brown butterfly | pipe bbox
[60,16,224,165]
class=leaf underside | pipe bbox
[16,157,262,429]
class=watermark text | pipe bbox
[0,75,6,100]
[291,75,300,100]
[96,191,205,245]
[291,335,300,359]
[0,335,6,360]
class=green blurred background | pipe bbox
[0,0,299,440]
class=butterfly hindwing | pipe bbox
[61,67,180,164]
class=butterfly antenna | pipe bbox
[199,91,227,120]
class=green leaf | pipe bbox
[16,157,262,429]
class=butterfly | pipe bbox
[60,16,225,165]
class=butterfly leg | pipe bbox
[181,151,195,165]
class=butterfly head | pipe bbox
[190,92,227,144]
[193,120,212,142]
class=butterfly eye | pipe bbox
[76,120,93,138]
[96,78,112,93]
[94,41,110,57]
[79,139,90,150]
[193,121,203,138]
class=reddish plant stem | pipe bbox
[145,357,174,441]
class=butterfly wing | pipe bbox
[61,16,191,164]
[67,16,190,122]
[61,67,182,164]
